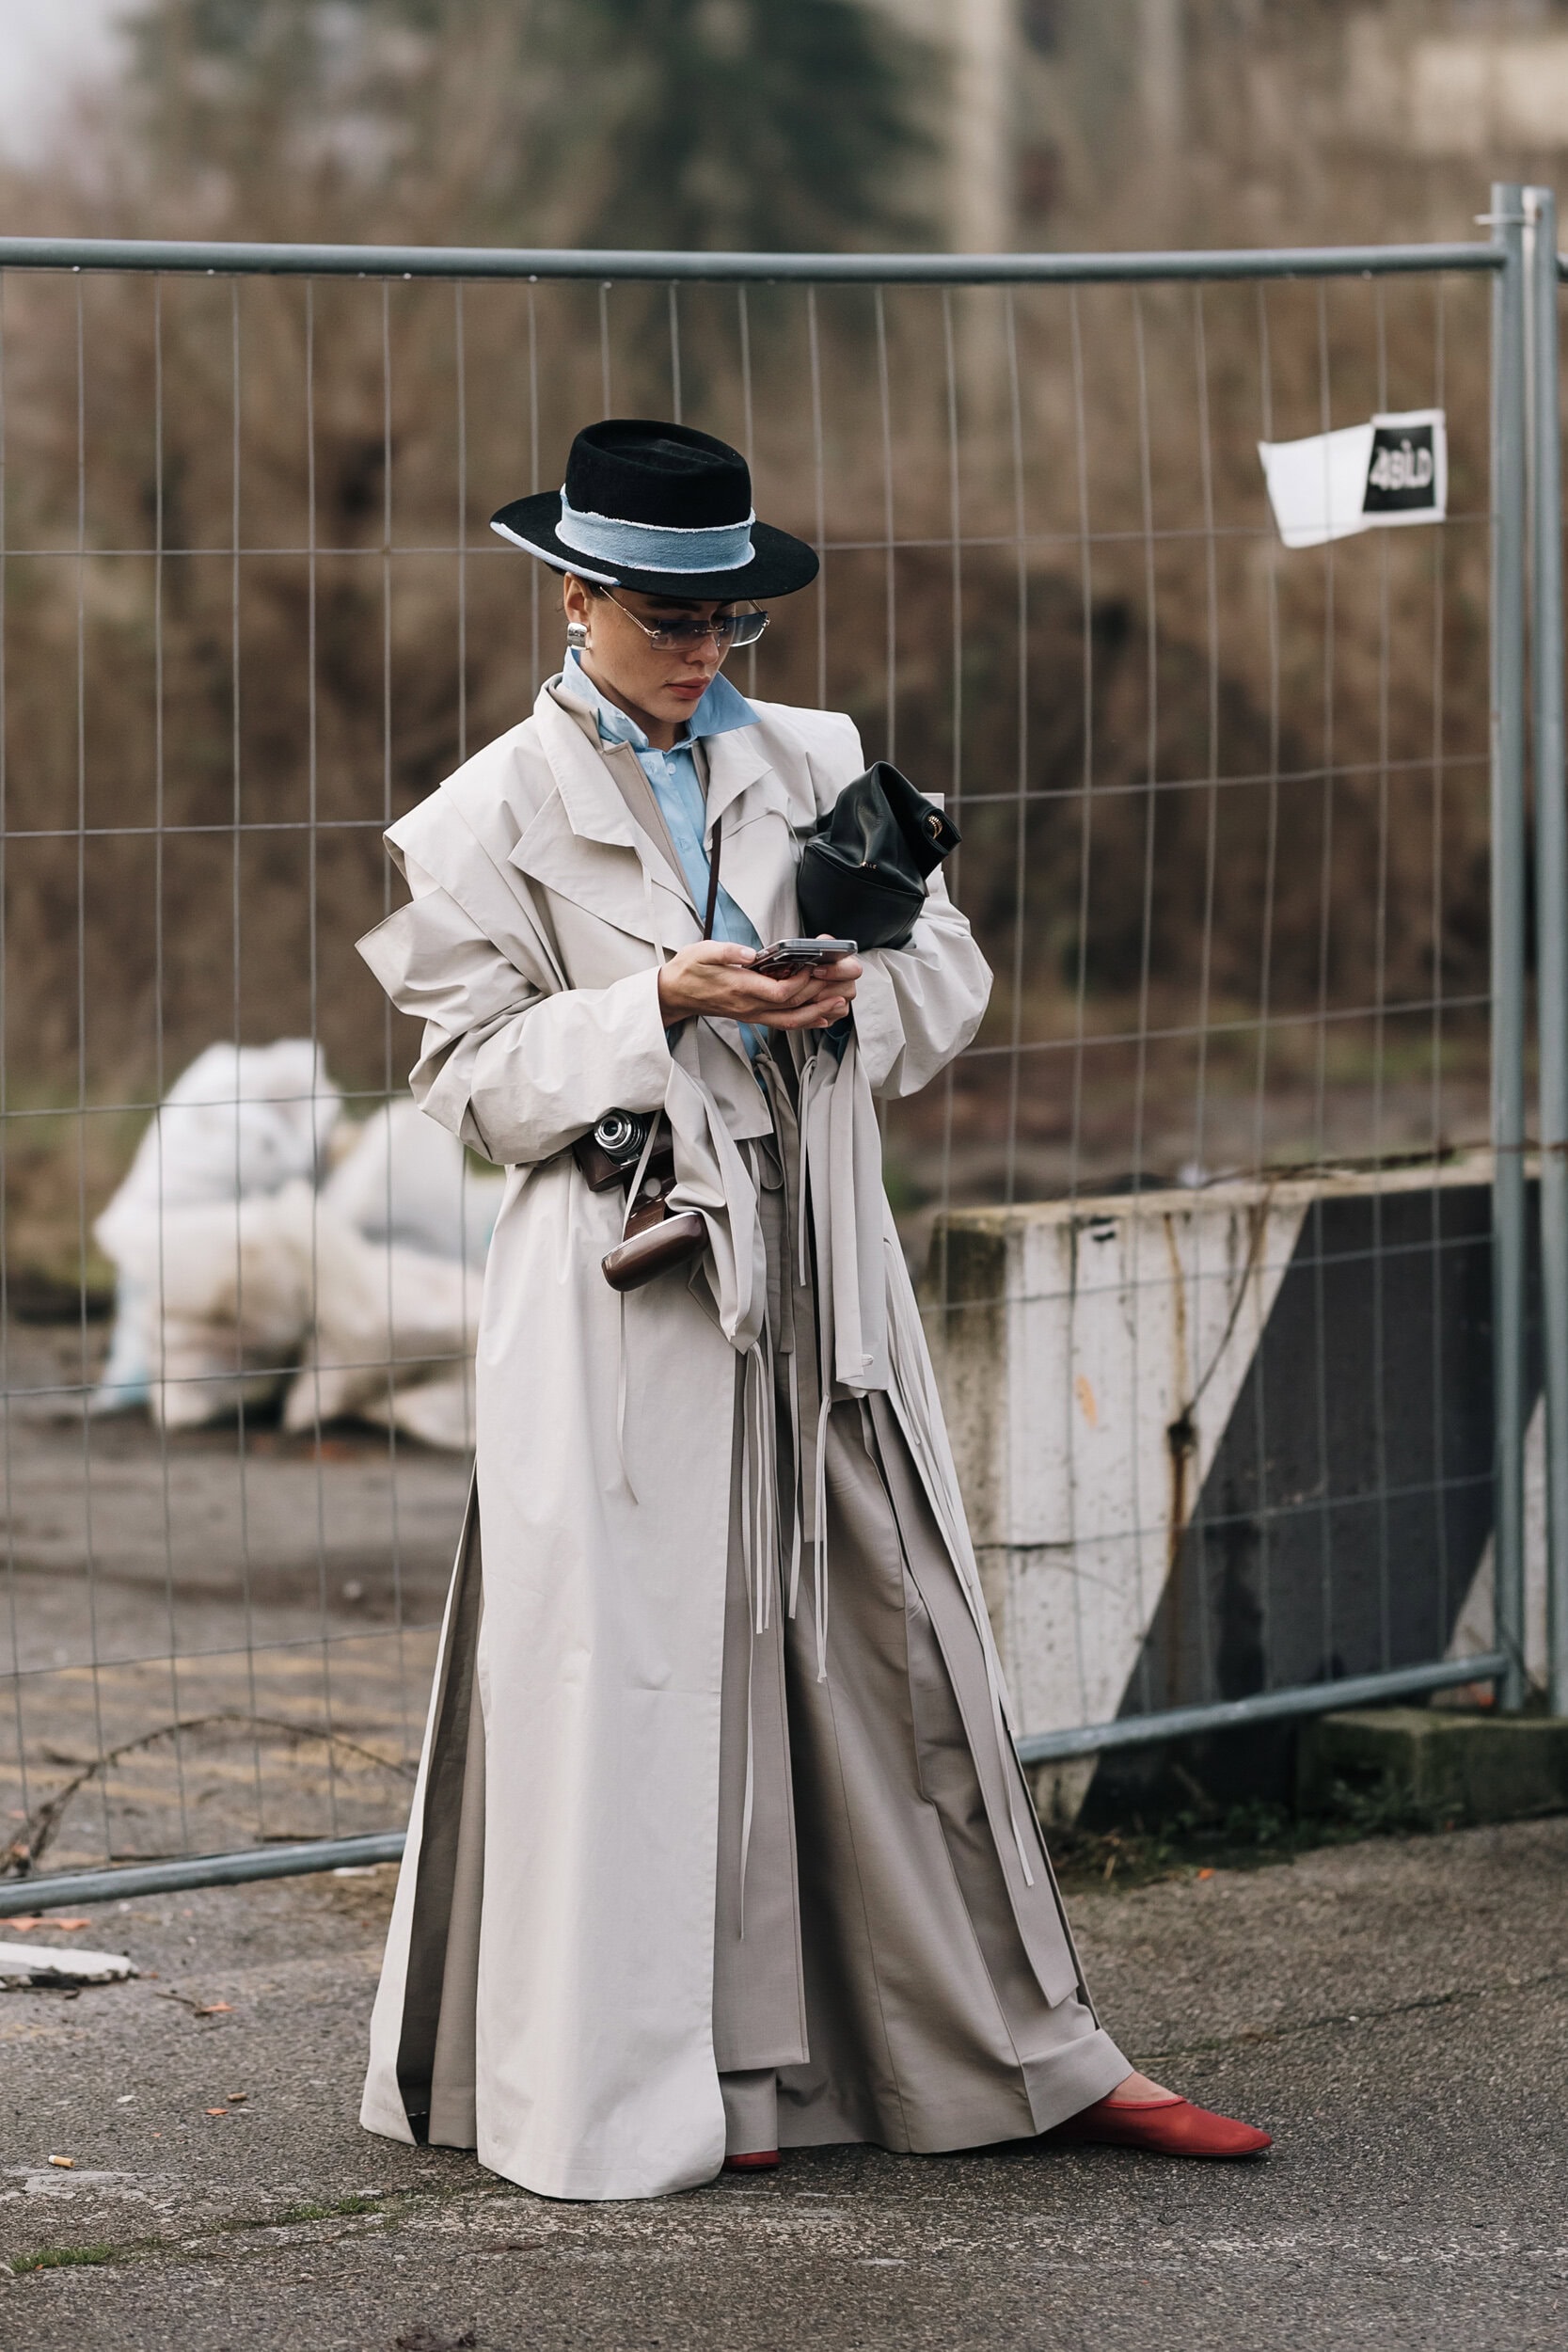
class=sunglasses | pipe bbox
[601,591,769,651]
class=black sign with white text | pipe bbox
[1362,419,1440,516]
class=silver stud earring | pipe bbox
[565,621,589,650]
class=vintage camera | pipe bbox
[573,1109,667,1198]
[590,1109,653,1171]
[570,1109,703,1293]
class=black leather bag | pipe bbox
[797,762,961,951]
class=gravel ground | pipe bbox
[2,1815,1565,2351]
[2,1314,465,1870]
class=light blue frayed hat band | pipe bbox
[554,490,755,575]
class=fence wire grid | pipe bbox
[0,205,1553,1899]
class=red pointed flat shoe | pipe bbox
[723,2149,780,2172]
[1048,2093,1271,2159]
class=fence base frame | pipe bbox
[0,1831,405,1917]
[1014,1654,1509,1767]
[0,1660,1508,1910]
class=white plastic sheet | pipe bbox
[92,1046,501,1448]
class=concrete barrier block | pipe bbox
[922,1152,1546,1821]
[1299,1708,1568,1824]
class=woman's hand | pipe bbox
[657,939,862,1032]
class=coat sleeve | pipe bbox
[849,864,993,1099]
[356,874,672,1169]
[786,707,994,1101]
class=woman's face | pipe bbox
[562,574,737,744]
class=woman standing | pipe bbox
[357,420,1270,2199]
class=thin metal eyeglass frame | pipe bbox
[595,588,769,650]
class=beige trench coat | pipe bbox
[356,681,998,2201]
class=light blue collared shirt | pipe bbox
[559,649,768,1057]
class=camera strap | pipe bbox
[701,815,723,943]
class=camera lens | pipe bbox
[593,1111,647,1164]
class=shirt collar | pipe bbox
[559,647,758,754]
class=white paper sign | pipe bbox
[1259,409,1447,548]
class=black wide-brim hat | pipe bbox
[490,417,819,601]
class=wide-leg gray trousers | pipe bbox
[712,1063,1128,2160]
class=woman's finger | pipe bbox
[687,940,755,970]
[760,998,848,1031]
[727,972,816,1012]
[785,977,857,1011]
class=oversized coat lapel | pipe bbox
[514,690,696,948]
[515,685,803,957]
[702,727,802,948]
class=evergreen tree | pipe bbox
[124,0,940,250]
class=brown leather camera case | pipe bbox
[600,1209,707,1294]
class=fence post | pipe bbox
[1492,183,1530,1712]
[1528,185,1568,1718]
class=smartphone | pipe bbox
[751,937,858,979]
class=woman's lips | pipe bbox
[667,680,708,699]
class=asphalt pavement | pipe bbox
[2,1815,1565,2352]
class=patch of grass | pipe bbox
[8,2188,404,2281]
[9,2244,119,2275]
[271,2193,386,2227]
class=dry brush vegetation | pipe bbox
[0,3,1510,1274]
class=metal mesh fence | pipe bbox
[0,223,1532,1892]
